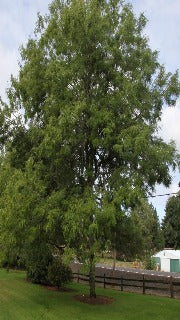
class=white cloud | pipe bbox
[0,1,49,100]
[132,0,180,71]
[159,103,180,152]
[151,103,180,221]
[0,46,19,100]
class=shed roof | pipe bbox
[153,250,180,260]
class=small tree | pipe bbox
[145,256,156,271]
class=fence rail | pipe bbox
[73,272,180,298]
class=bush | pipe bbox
[26,240,52,285]
[0,255,25,270]
[48,258,72,289]
[27,260,50,285]
[145,256,156,270]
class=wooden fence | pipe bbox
[73,272,180,299]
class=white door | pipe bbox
[161,258,170,272]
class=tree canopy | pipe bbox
[0,0,179,297]
[162,193,180,249]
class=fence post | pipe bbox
[170,276,174,298]
[104,273,106,289]
[121,276,123,291]
[143,275,145,295]
[77,270,79,283]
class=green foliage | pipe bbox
[109,212,144,261]
[0,254,25,270]
[0,158,48,268]
[131,199,164,256]
[63,190,102,262]
[145,256,156,271]
[0,156,65,280]
[162,193,180,248]
[48,257,72,288]
[26,240,52,285]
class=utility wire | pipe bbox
[147,191,180,198]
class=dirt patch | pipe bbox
[44,286,76,293]
[74,294,114,305]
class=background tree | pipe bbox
[104,210,144,270]
[0,0,179,298]
[109,199,164,270]
[131,199,164,255]
[162,192,180,248]
[0,155,65,281]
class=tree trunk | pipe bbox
[89,254,96,298]
[113,248,116,273]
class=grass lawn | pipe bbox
[0,269,180,320]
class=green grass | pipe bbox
[0,269,180,320]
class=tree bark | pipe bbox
[113,248,116,270]
[89,254,96,298]
[112,248,116,275]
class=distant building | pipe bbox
[153,249,180,272]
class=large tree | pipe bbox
[0,0,179,297]
[162,193,180,248]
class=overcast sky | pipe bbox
[0,0,179,220]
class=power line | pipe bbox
[147,191,180,199]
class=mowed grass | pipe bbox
[0,269,180,320]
